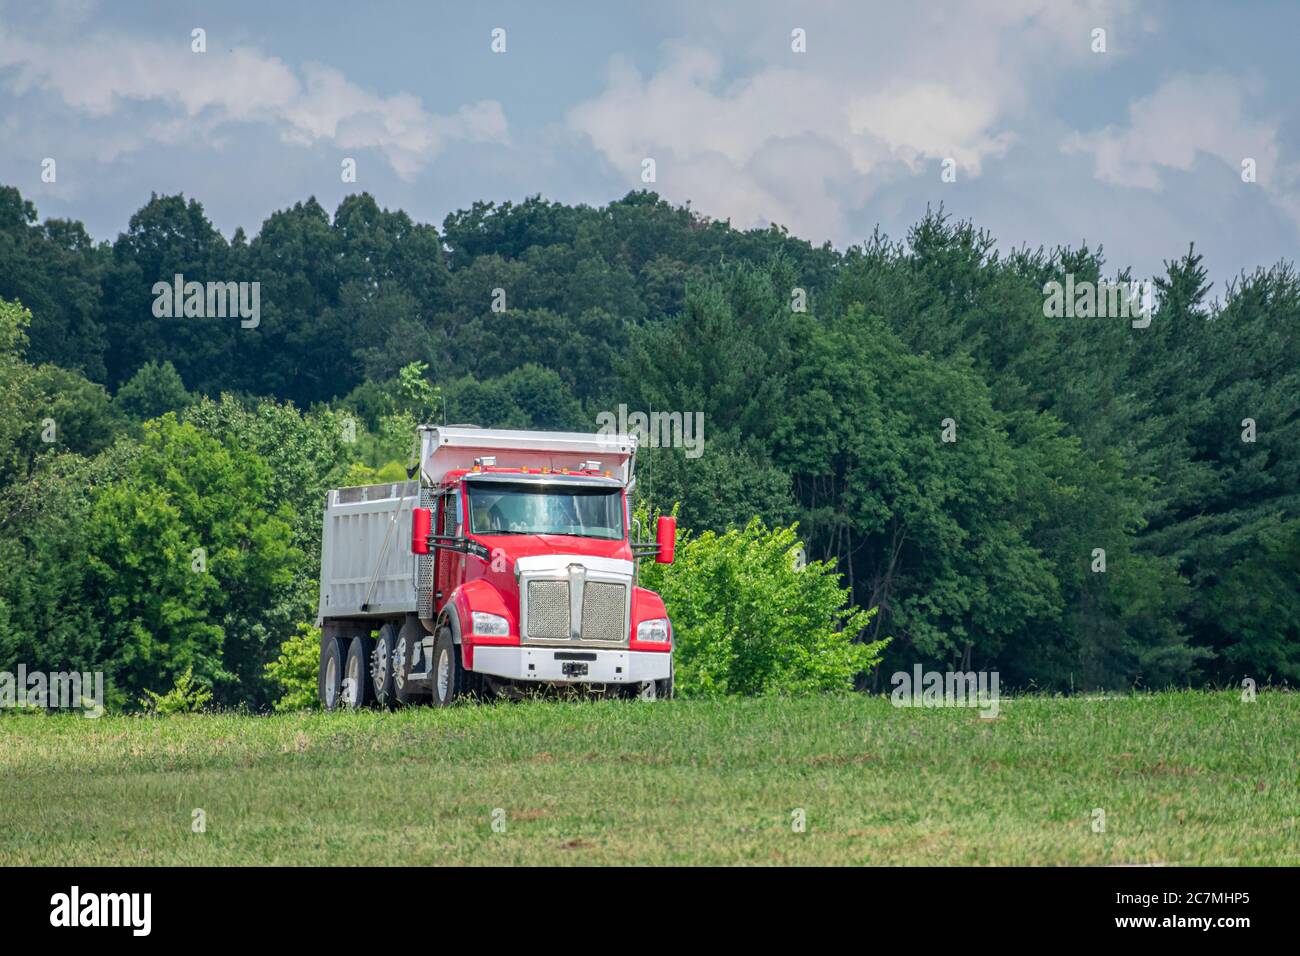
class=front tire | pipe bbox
[430,630,459,707]
[629,658,674,700]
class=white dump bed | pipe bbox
[318,479,421,621]
[419,426,637,486]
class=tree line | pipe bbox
[1,183,1296,707]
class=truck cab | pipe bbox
[317,427,675,709]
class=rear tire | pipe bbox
[372,624,398,708]
[343,636,374,708]
[393,623,421,705]
[319,633,346,711]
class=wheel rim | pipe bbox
[437,648,451,701]
[373,641,389,695]
[394,637,407,690]
[325,655,338,707]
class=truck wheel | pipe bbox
[630,660,674,700]
[657,657,675,699]
[319,634,346,711]
[343,636,374,708]
[430,630,459,707]
[372,624,398,708]
[392,626,418,706]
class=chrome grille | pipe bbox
[523,577,628,643]
[527,580,571,640]
[581,582,626,642]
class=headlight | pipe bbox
[636,618,670,643]
[471,611,510,637]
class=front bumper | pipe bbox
[471,645,672,684]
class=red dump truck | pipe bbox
[316,426,676,708]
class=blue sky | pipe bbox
[2,0,1298,288]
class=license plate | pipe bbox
[561,661,589,677]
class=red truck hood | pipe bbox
[470,533,633,563]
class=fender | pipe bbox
[446,578,519,670]
[629,586,672,652]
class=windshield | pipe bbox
[467,482,625,540]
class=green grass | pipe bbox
[1,691,1296,865]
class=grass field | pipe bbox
[1,691,1296,865]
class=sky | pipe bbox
[2,0,1298,288]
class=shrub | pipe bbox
[139,666,213,715]
[265,623,322,712]
[638,513,888,697]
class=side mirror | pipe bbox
[411,507,432,554]
[655,515,676,564]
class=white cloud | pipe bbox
[567,0,1137,244]
[1064,73,1279,188]
[1064,72,1300,229]
[849,83,1016,176]
[0,26,507,179]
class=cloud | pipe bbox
[1064,73,1280,189]
[0,25,507,179]
[567,0,1136,244]
[1064,72,1300,230]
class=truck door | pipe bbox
[434,487,462,612]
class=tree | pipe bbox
[638,515,886,697]
[0,187,109,379]
[114,360,192,421]
[0,297,122,488]
[83,417,302,706]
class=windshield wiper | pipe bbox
[539,531,619,539]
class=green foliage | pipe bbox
[635,440,795,533]
[0,297,122,487]
[114,360,192,421]
[0,188,108,379]
[3,183,1299,695]
[84,416,302,707]
[138,665,213,715]
[1203,519,1300,683]
[444,363,586,430]
[265,623,322,712]
[0,446,130,708]
[639,510,887,696]
[341,460,411,486]
[0,293,29,353]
